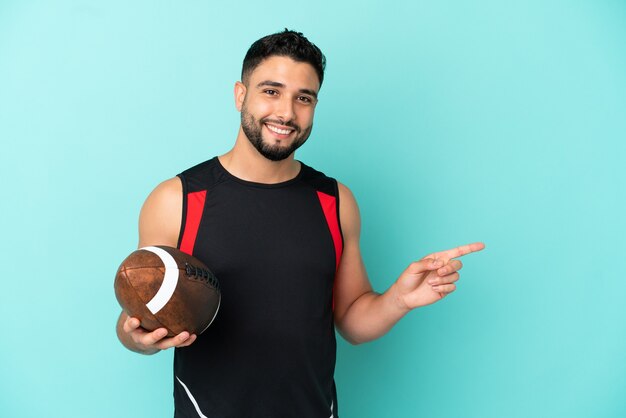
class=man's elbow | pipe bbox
[335,323,370,346]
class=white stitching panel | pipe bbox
[141,246,179,314]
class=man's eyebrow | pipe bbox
[256,80,318,99]
[257,80,285,89]
[298,88,318,99]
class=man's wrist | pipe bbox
[386,282,413,315]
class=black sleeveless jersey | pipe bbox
[173,157,343,418]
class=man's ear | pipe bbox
[234,81,246,112]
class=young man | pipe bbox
[116,30,484,417]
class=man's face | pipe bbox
[236,56,320,161]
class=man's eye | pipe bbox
[298,96,312,103]
[264,90,278,96]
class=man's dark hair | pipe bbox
[241,29,326,87]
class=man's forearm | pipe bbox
[335,283,411,345]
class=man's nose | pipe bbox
[274,97,295,122]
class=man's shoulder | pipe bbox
[178,156,229,193]
[298,162,357,203]
[178,156,219,178]
[298,161,341,196]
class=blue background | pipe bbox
[1,1,625,417]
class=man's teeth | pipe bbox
[266,124,293,135]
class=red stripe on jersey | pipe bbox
[316,191,343,271]
[179,190,207,255]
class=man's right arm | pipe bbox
[115,177,197,354]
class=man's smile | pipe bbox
[264,122,296,137]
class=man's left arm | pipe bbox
[333,182,484,345]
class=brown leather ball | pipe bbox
[114,246,220,337]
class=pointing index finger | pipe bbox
[427,242,485,263]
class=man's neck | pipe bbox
[218,129,301,184]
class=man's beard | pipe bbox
[241,105,312,161]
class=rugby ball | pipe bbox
[114,246,220,336]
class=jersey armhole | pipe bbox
[333,179,345,250]
[176,174,188,250]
